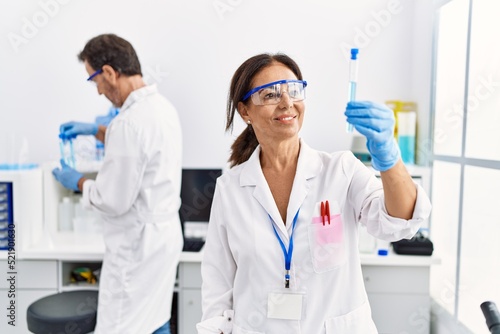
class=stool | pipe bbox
[27,290,98,334]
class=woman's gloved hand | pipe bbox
[52,159,83,191]
[60,122,98,140]
[345,101,401,171]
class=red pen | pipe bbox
[320,201,325,226]
[325,200,331,224]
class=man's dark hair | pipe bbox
[78,34,142,76]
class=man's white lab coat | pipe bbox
[82,85,183,334]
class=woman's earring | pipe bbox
[247,120,251,124]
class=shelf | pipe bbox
[62,283,99,291]
[59,260,102,291]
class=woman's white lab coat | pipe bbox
[197,140,431,334]
[82,85,183,334]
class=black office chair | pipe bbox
[26,290,98,334]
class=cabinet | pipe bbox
[0,259,101,333]
[59,260,101,291]
[178,262,202,334]
[362,265,431,334]
[0,259,58,334]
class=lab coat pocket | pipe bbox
[324,301,378,334]
[314,214,342,245]
[308,203,345,273]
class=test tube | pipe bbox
[69,139,75,167]
[346,48,359,133]
[59,134,75,168]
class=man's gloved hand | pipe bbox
[345,101,401,171]
[52,159,83,191]
[60,122,98,140]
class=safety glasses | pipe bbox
[242,79,307,106]
[87,69,103,83]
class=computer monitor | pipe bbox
[179,168,222,232]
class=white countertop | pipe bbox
[5,231,439,266]
[13,232,204,262]
[359,251,440,266]
[19,232,105,261]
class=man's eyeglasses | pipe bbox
[87,69,103,82]
[242,79,307,106]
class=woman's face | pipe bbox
[238,63,305,145]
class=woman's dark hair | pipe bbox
[78,34,142,76]
[226,53,303,167]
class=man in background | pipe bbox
[52,33,183,334]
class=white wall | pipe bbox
[0,0,433,169]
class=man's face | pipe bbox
[84,61,123,107]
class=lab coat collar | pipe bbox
[240,139,323,234]
[120,84,158,112]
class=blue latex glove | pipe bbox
[95,106,120,126]
[345,101,401,171]
[52,159,83,191]
[60,122,98,140]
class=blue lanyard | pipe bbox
[270,209,300,288]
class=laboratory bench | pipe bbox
[0,232,439,334]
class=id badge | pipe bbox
[267,292,305,320]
